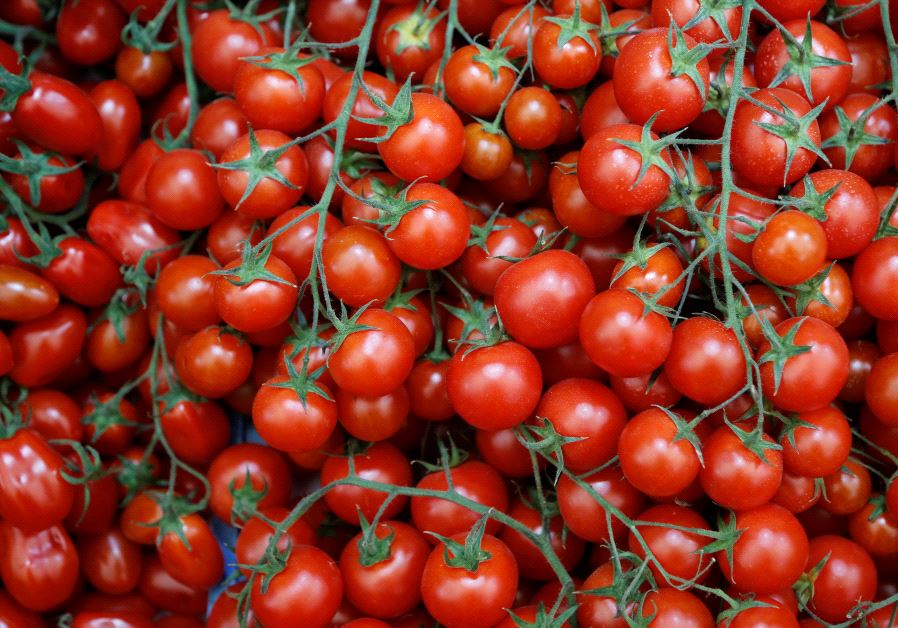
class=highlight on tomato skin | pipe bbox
[1,0,898,625]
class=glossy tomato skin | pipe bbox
[628,504,712,587]
[386,183,470,270]
[252,377,336,453]
[155,255,220,331]
[250,544,343,628]
[751,210,827,287]
[494,250,595,349]
[269,207,342,281]
[699,425,783,511]
[208,443,292,524]
[191,10,274,93]
[805,535,877,623]
[549,151,627,239]
[664,317,747,406]
[866,353,898,427]
[138,555,207,615]
[557,466,645,543]
[90,79,140,172]
[235,507,315,578]
[820,93,898,181]
[447,341,542,430]
[500,498,585,581]
[852,237,898,320]
[87,200,180,273]
[160,399,230,466]
[213,255,297,334]
[9,304,86,387]
[157,513,224,589]
[146,149,224,230]
[190,97,248,159]
[79,528,142,595]
[42,237,123,307]
[0,264,59,322]
[322,71,398,152]
[340,521,430,618]
[780,405,852,476]
[13,72,102,156]
[174,326,253,399]
[421,533,519,628]
[0,521,79,611]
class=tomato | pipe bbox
[730,88,821,187]
[579,289,672,377]
[804,535,877,623]
[155,255,220,331]
[412,460,508,539]
[87,200,180,272]
[866,353,898,427]
[217,129,308,218]
[41,236,121,308]
[557,466,645,543]
[191,10,274,93]
[337,386,408,441]
[846,32,889,93]
[628,504,712,587]
[236,507,315,577]
[174,326,252,398]
[421,532,518,628]
[9,304,86,387]
[752,210,828,286]
[13,72,102,156]
[500,497,585,582]
[138,555,207,616]
[640,588,713,626]
[118,139,163,203]
[849,498,898,556]
[208,443,292,524]
[619,407,701,498]
[253,376,336,452]
[820,458,872,516]
[88,79,140,173]
[758,317,849,412]
[115,46,171,99]
[549,151,626,239]
[651,0,741,45]
[718,504,809,596]
[502,86,562,151]
[0,521,78,611]
[534,378,626,472]
[699,424,783,511]
[213,254,297,334]
[208,584,256,628]
[490,5,550,59]
[852,237,898,321]
[322,71,398,148]
[322,225,401,308]
[614,27,709,131]
[146,149,223,230]
[56,0,125,64]
[755,19,851,110]
[269,207,341,281]
[189,98,248,160]
[756,0,824,22]
[443,45,514,117]
[820,94,898,182]
[701,191,776,282]
[378,93,464,183]
[0,217,37,269]
[578,123,672,216]
[157,512,224,589]
[0,264,58,322]
[376,5,445,81]
[385,183,469,269]
[87,306,150,373]
[0,589,41,627]
[611,245,685,308]
[321,441,411,525]
[447,340,542,430]
[17,388,81,442]
[475,427,534,479]
[7,147,84,215]
[340,520,429,618]
[460,217,537,295]
[532,16,601,90]
[664,317,747,406]
[80,528,142,595]
[307,0,370,58]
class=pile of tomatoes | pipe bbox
[2,0,898,625]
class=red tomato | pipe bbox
[0,264,58,322]
[664,317,747,406]
[87,200,180,272]
[213,254,297,334]
[0,521,79,611]
[191,10,274,93]
[804,536,877,623]
[699,424,784,511]
[208,443,292,525]
[9,304,86,387]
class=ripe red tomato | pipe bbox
[699,424,783,511]
[322,225,401,307]
[664,317,747,406]
[628,504,712,587]
[208,443,292,525]
[752,210,828,286]
[175,326,253,399]
[804,535,877,623]
[0,521,79,611]
[557,466,645,543]
[8,304,86,387]
[191,10,275,93]
[532,16,601,89]
[0,264,59,322]
[253,376,336,453]
[444,45,515,117]
[213,254,297,334]
[385,182,469,270]
[852,236,898,321]
[80,528,142,595]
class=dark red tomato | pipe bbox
[56,0,125,65]
[321,441,411,524]
[160,399,230,466]
[385,183,469,269]
[613,27,709,131]
[820,458,872,516]
[174,326,253,399]
[421,533,518,628]
[322,225,401,307]
[846,32,889,93]
[532,16,601,90]
[639,589,713,627]
[0,589,41,628]
[756,0,824,23]
[206,211,263,265]
[628,504,712,587]
[13,72,102,156]
[651,0,741,45]
[407,358,453,421]
[619,407,701,498]
[577,561,636,627]
[500,498,585,581]
[494,250,594,349]
[867,353,898,427]
[840,339,880,403]
[90,79,140,172]
[611,370,682,413]
[849,497,898,556]
[579,289,672,377]
[610,245,684,308]
[718,504,808,595]
[191,10,274,93]
[233,48,324,135]
[217,129,308,218]
[774,471,819,514]
[208,443,292,524]
[534,341,603,386]
[0,265,58,322]
[852,237,898,321]
[790,169,878,259]
[820,94,898,182]
[190,98,248,160]
[758,317,849,412]
[534,378,626,472]
[213,254,297,334]
[664,317,746,406]
[557,466,645,543]
[235,507,315,577]
[484,150,548,204]
[67,470,118,534]
[307,0,370,58]
[732,86,822,188]
[692,56,759,137]
[253,376,336,452]
[157,513,224,589]
[503,87,562,151]
[150,83,189,139]
[475,427,534,479]
[0,428,73,530]
[337,386,408,442]
[447,340,542,430]
[268,207,341,280]
[460,217,537,295]
[42,237,121,307]
[0,522,78,611]
[387,295,433,358]
[322,71,399,152]
[340,520,430,618]
[580,81,628,140]
[18,388,82,442]
[549,151,627,238]
[7,147,83,214]
[412,460,508,539]
[251,544,342,628]
[780,405,852,476]
[87,199,180,272]
[138,555,207,615]
[752,210,827,286]
[805,536,877,623]
[578,123,672,216]
[699,424,783,511]
[379,93,464,182]
[115,47,171,99]
[329,308,414,397]
[376,5,445,81]
[80,528,142,595]
[0,217,38,269]
[155,255,220,331]
[755,19,851,110]
[444,44,515,117]
[86,306,149,373]
[9,304,86,387]
[117,139,162,204]
[489,6,550,59]
[146,149,223,230]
